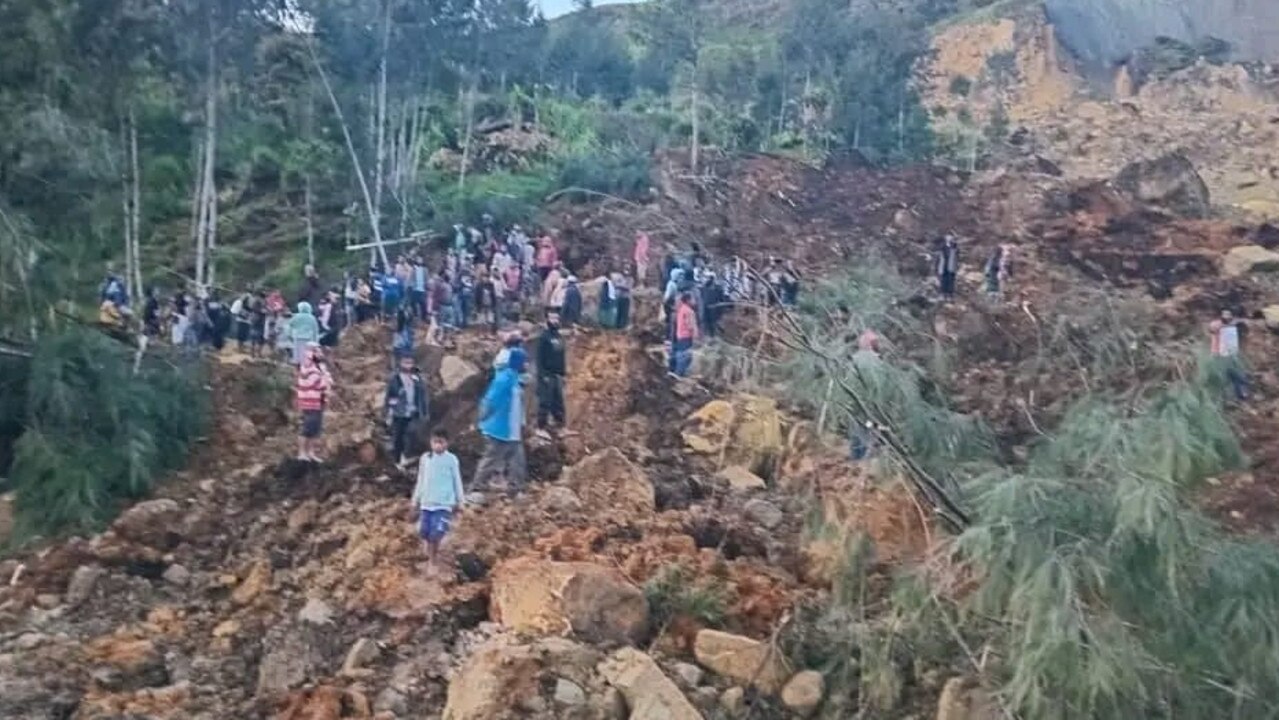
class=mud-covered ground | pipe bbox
[4,152,1279,719]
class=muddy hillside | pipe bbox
[4,150,1279,720]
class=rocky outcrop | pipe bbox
[111,498,182,548]
[444,636,611,720]
[693,629,790,694]
[684,395,785,480]
[1113,152,1210,218]
[560,447,656,515]
[440,355,481,393]
[1223,245,1279,277]
[598,648,702,720]
[490,557,649,644]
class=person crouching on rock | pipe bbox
[411,428,464,576]
[473,349,527,496]
[295,343,332,462]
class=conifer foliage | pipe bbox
[7,330,210,541]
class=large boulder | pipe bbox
[560,447,655,515]
[693,629,790,694]
[1113,152,1211,219]
[598,648,703,720]
[440,355,482,393]
[111,498,182,548]
[684,395,785,480]
[491,557,649,644]
[1223,245,1279,276]
[444,636,606,720]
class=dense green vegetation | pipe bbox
[0,0,997,340]
[755,257,1279,719]
[3,330,210,543]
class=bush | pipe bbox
[429,168,558,229]
[8,329,211,541]
[644,563,731,629]
[554,148,652,201]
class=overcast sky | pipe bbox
[538,0,641,19]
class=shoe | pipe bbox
[535,429,552,441]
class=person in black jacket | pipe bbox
[535,311,567,435]
[384,353,429,467]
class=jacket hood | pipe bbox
[297,301,313,315]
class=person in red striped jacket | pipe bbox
[296,343,333,462]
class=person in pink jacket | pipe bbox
[633,231,651,286]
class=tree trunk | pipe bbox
[120,117,135,302]
[897,95,905,155]
[195,2,219,292]
[304,172,315,266]
[129,107,143,297]
[690,81,700,175]
[372,0,391,252]
[458,77,477,191]
[306,39,390,269]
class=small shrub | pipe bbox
[644,563,730,629]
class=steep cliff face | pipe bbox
[1045,0,1279,65]
[921,1,1279,220]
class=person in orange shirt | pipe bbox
[669,292,699,377]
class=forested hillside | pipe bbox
[0,0,1008,340]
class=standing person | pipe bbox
[295,344,332,462]
[411,258,428,319]
[535,235,558,282]
[206,292,229,351]
[542,263,565,313]
[143,288,162,337]
[473,351,527,496]
[100,264,128,307]
[382,266,403,322]
[700,272,725,338]
[394,300,415,355]
[1210,309,1249,401]
[535,311,567,437]
[598,273,618,329]
[457,268,474,329]
[343,273,359,326]
[355,278,374,324]
[561,276,582,328]
[410,429,464,576]
[232,292,253,351]
[633,231,651,287]
[984,244,1011,301]
[613,271,632,329]
[849,330,882,460]
[300,264,323,307]
[288,301,321,365]
[249,291,268,356]
[669,291,699,377]
[479,268,501,333]
[781,261,801,307]
[318,292,343,349]
[935,234,960,301]
[385,353,429,467]
[369,265,385,319]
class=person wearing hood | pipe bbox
[561,276,582,327]
[473,349,527,495]
[288,301,321,365]
[536,311,567,435]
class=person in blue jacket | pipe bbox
[472,350,527,496]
